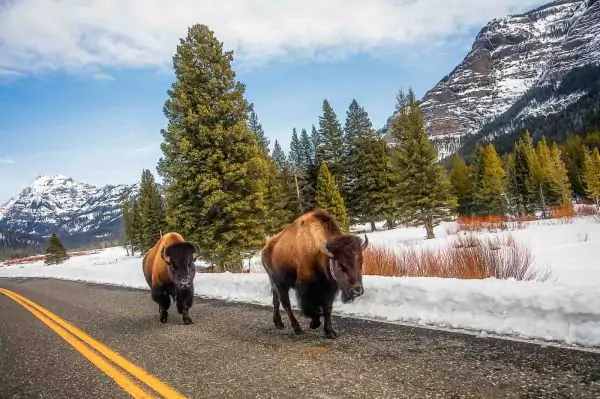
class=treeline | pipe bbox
[450,131,600,217]
[119,23,600,272]
[119,24,457,272]
[121,169,166,255]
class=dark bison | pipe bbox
[261,209,368,338]
[142,232,198,325]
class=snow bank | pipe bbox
[1,246,599,348]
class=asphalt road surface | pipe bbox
[1,278,599,399]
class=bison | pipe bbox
[261,209,368,338]
[142,232,198,325]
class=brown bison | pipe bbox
[143,232,198,325]
[261,209,368,338]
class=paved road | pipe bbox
[1,278,599,399]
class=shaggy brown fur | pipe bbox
[142,232,198,325]
[262,209,367,339]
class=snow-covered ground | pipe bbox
[1,216,600,348]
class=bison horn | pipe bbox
[191,242,199,260]
[361,234,369,250]
[320,243,334,258]
[161,246,171,264]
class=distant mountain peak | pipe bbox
[382,0,600,159]
[0,175,138,249]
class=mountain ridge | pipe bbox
[0,174,137,249]
[382,0,600,158]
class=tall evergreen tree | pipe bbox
[549,142,572,206]
[316,162,349,232]
[311,124,320,161]
[582,147,600,207]
[289,128,303,170]
[449,153,474,216]
[341,98,392,225]
[121,197,135,256]
[157,24,271,272]
[271,140,287,171]
[130,199,143,254]
[355,136,398,231]
[508,131,540,216]
[137,169,167,253]
[389,88,456,239]
[474,144,507,216]
[317,100,345,185]
[44,233,69,265]
[247,104,270,153]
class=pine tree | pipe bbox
[549,142,572,206]
[475,144,507,216]
[582,147,600,207]
[317,100,345,185]
[130,200,143,254]
[449,153,474,216]
[508,131,540,217]
[121,197,135,255]
[316,162,349,232]
[157,24,271,272]
[44,233,69,265]
[247,104,270,154]
[137,169,167,253]
[271,140,287,171]
[355,136,398,231]
[342,98,393,226]
[289,128,303,170]
[389,88,457,239]
[311,124,320,161]
[288,127,315,212]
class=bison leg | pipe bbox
[176,288,194,325]
[322,301,337,339]
[271,288,285,329]
[275,284,302,335]
[151,287,171,323]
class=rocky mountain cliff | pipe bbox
[383,0,600,159]
[0,175,137,249]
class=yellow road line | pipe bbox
[0,288,188,399]
[0,289,154,398]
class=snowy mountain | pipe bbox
[382,0,600,159]
[0,175,137,248]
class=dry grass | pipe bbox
[549,204,575,219]
[456,215,529,233]
[362,234,550,282]
[576,204,599,217]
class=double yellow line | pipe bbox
[0,288,188,399]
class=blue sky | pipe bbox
[0,0,545,204]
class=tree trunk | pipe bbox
[370,220,377,232]
[425,219,435,239]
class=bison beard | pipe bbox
[293,269,340,338]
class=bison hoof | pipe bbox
[309,318,321,329]
[324,329,338,339]
[274,321,285,329]
[183,316,193,325]
[159,311,168,323]
[293,326,303,335]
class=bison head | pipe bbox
[320,234,368,303]
[161,242,199,291]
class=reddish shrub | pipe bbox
[362,234,549,282]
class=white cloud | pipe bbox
[92,72,115,81]
[0,0,545,75]
[0,157,16,164]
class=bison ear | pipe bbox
[320,243,334,258]
[161,246,171,265]
[361,234,369,250]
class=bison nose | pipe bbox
[351,285,364,297]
